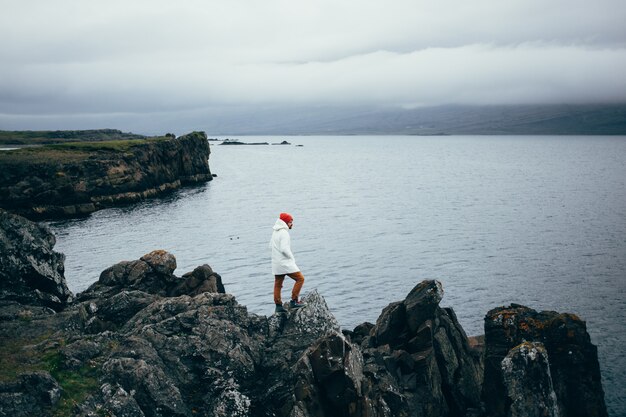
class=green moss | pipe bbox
[43,350,100,417]
[0,336,100,416]
[0,333,51,382]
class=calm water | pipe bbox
[48,135,626,415]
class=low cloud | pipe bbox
[1,0,625,130]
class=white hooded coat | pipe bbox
[270,218,299,275]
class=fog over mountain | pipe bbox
[1,0,625,134]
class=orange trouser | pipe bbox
[274,271,305,305]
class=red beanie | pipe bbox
[279,212,293,223]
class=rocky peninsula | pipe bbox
[0,131,212,219]
[0,209,608,417]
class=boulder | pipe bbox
[483,304,607,417]
[140,250,177,276]
[171,264,225,296]
[80,250,225,300]
[0,209,72,310]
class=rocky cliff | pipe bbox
[0,131,212,219]
[0,213,608,417]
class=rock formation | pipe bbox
[501,341,559,417]
[0,213,609,417]
[344,280,484,417]
[0,131,212,219]
[483,304,607,417]
[0,208,72,310]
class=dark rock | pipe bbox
[76,383,146,417]
[102,357,187,417]
[349,321,374,346]
[404,280,444,333]
[0,300,56,321]
[60,338,104,369]
[371,300,406,347]
[171,264,225,296]
[0,371,62,417]
[291,331,366,416]
[0,209,72,310]
[253,290,343,416]
[501,341,559,417]
[66,290,158,334]
[80,250,225,300]
[361,279,482,417]
[483,304,607,417]
[219,139,245,145]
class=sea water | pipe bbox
[48,135,626,415]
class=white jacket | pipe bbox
[270,219,299,275]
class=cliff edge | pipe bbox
[0,131,212,219]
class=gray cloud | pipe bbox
[1,0,625,132]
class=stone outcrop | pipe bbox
[0,213,609,417]
[348,280,484,417]
[483,304,607,417]
[80,250,224,299]
[501,341,559,417]
[0,208,72,310]
[0,131,212,219]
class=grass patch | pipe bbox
[0,136,169,164]
[0,129,147,145]
[47,137,167,152]
[0,334,53,382]
[0,147,92,164]
[43,350,101,417]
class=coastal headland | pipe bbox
[0,130,213,220]
[0,209,608,417]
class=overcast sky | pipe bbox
[1,0,626,132]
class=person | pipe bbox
[270,212,305,313]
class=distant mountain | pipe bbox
[205,103,626,136]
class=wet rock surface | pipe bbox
[0,213,609,417]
